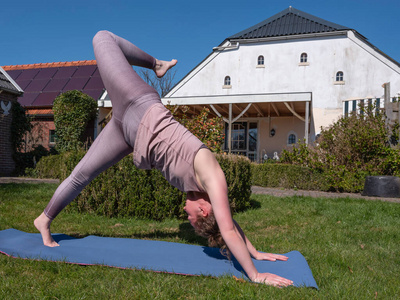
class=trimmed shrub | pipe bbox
[53,90,98,152]
[34,151,252,220]
[13,145,55,176]
[251,162,329,191]
[217,154,252,211]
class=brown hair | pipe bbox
[194,211,231,258]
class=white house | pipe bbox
[162,7,400,162]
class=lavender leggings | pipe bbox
[44,31,161,220]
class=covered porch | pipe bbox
[162,92,313,162]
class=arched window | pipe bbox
[288,133,296,145]
[300,53,308,63]
[257,55,264,65]
[224,76,231,86]
[336,71,344,82]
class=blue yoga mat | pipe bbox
[0,229,317,288]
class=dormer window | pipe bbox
[223,76,231,89]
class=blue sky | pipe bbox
[2,0,399,82]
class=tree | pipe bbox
[53,90,98,152]
[10,101,31,153]
[138,68,176,97]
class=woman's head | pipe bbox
[184,191,211,228]
[184,191,230,257]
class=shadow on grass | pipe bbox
[59,221,208,246]
[57,195,261,245]
[249,198,262,209]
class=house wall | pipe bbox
[24,119,55,152]
[170,32,400,137]
[0,92,17,176]
[258,116,306,158]
[23,114,95,152]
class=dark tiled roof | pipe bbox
[229,6,351,40]
[0,67,23,95]
[2,61,105,107]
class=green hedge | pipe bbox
[34,152,252,220]
[251,162,329,191]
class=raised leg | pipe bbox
[153,59,178,78]
[92,31,177,120]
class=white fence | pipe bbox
[342,97,398,117]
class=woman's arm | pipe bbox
[233,220,289,261]
[194,149,293,287]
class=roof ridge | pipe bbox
[2,60,97,71]
[228,6,351,40]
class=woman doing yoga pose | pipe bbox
[34,30,293,287]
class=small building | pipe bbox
[0,66,24,175]
[162,7,400,162]
[2,61,106,151]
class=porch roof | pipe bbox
[161,92,312,119]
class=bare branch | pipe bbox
[137,68,177,97]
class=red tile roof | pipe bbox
[26,108,54,115]
[2,60,97,71]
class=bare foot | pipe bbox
[34,212,59,247]
[153,59,177,78]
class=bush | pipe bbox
[10,101,31,152]
[12,145,54,176]
[169,106,225,153]
[251,162,328,191]
[10,101,32,175]
[53,90,98,152]
[34,150,83,180]
[34,151,252,220]
[280,106,400,192]
[216,154,252,211]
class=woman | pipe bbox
[34,31,293,287]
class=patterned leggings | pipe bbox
[44,31,161,219]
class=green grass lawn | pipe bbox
[1,183,399,299]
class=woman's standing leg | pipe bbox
[34,118,132,246]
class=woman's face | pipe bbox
[184,192,211,228]
[183,199,201,227]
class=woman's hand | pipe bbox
[254,252,289,261]
[252,272,293,287]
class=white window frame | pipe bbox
[335,71,345,85]
[287,131,298,146]
[223,76,232,89]
[257,55,265,68]
[298,52,309,66]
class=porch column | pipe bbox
[228,103,232,153]
[305,101,309,144]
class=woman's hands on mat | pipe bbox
[252,272,293,287]
[253,252,289,261]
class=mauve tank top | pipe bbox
[133,103,206,193]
